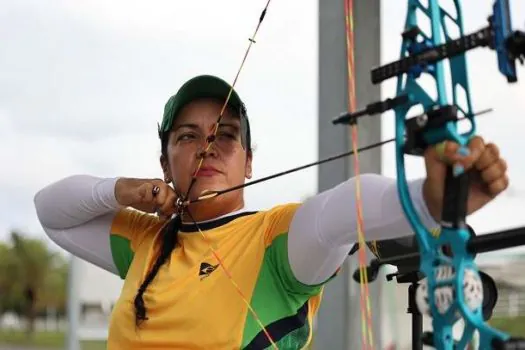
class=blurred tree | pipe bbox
[0,241,22,314]
[8,231,57,337]
[39,253,68,316]
[0,231,69,334]
[0,241,11,298]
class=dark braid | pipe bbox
[134,215,181,326]
[134,119,182,327]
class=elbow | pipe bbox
[33,183,57,230]
[33,175,81,230]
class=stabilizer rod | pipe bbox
[352,225,525,283]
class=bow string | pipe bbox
[177,1,278,348]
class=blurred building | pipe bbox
[77,259,123,340]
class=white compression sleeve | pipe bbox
[288,173,438,285]
[34,175,122,275]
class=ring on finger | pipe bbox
[152,185,160,195]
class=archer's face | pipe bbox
[161,98,253,203]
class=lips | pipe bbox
[196,166,221,177]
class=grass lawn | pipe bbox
[1,318,523,349]
[0,330,106,350]
[489,315,525,337]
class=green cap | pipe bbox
[158,74,251,149]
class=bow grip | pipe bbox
[441,165,469,229]
[403,105,470,229]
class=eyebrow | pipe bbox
[173,122,240,133]
[172,123,199,133]
[217,122,240,132]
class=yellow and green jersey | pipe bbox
[107,203,328,349]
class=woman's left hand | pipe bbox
[422,136,509,221]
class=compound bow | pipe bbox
[172,0,525,349]
[333,0,525,349]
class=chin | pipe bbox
[189,181,225,198]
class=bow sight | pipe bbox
[333,0,525,349]
[333,0,525,126]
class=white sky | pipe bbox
[1,0,524,257]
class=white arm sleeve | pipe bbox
[34,175,123,275]
[288,173,438,285]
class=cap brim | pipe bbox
[160,75,244,134]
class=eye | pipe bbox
[217,131,236,140]
[177,132,197,142]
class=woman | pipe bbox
[34,74,509,349]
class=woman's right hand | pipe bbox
[115,178,177,220]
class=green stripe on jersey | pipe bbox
[110,235,134,279]
[241,233,323,348]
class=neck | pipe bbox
[182,197,246,223]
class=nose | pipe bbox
[197,136,218,159]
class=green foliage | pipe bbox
[0,230,69,334]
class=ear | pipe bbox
[159,154,172,183]
[245,151,253,179]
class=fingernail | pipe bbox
[457,146,470,157]
[453,164,464,177]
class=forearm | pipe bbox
[288,173,438,285]
[34,175,122,230]
[33,175,125,275]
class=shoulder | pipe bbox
[200,203,300,244]
[262,203,301,225]
[110,208,166,251]
[251,203,302,245]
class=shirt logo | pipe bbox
[199,262,218,280]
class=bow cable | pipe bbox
[344,0,375,348]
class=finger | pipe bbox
[487,174,509,197]
[475,143,500,171]
[447,136,484,165]
[152,183,173,218]
[428,140,470,164]
[158,189,177,218]
[152,185,160,196]
[438,137,485,177]
[152,183,168,205]
[138,183,155,203]
[432,141,456,162]
[459,136,486,171]
[480,158,507,185]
